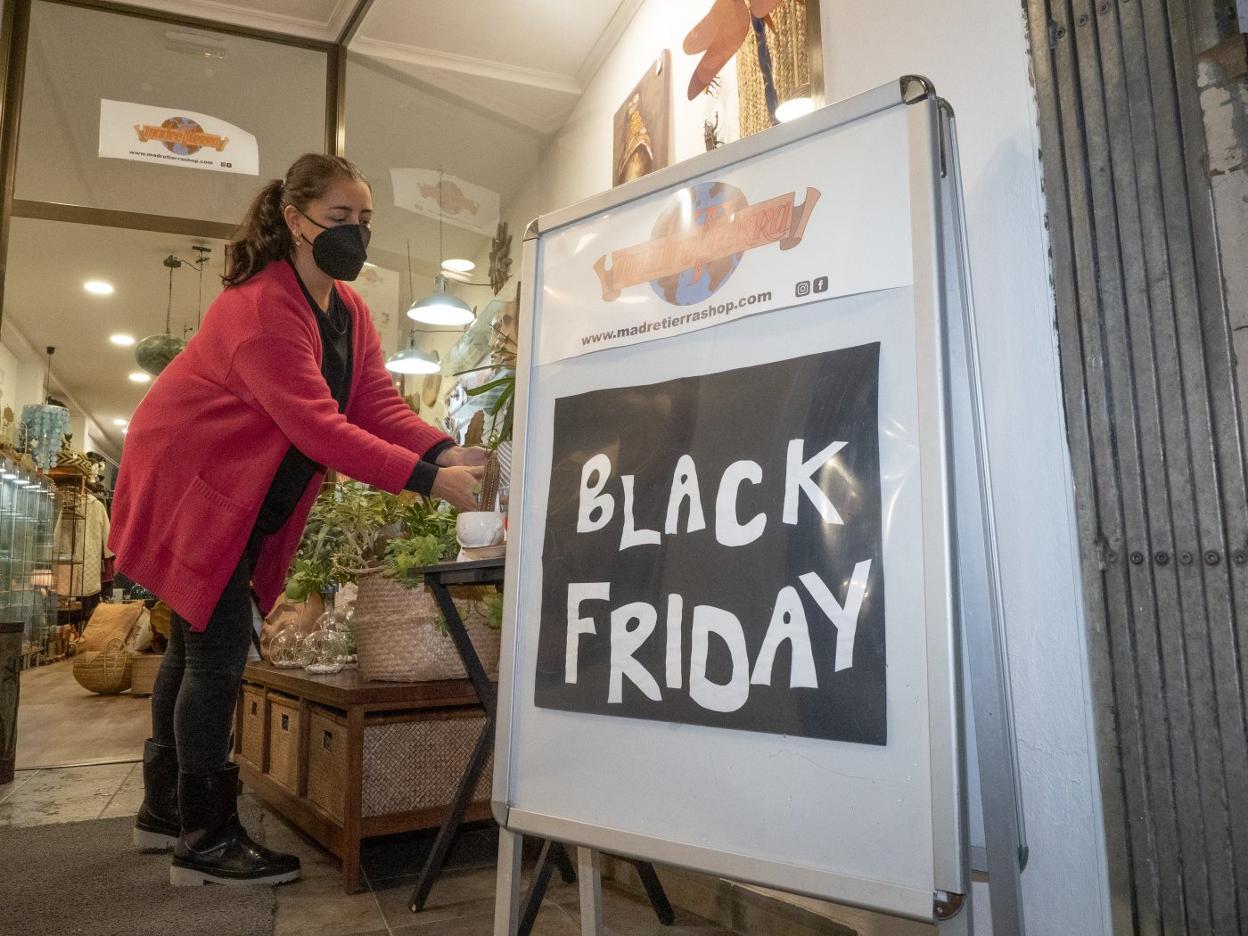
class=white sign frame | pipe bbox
[491,79,1022,934]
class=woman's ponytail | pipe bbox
[222,154,369,288]
[222,179,290,288]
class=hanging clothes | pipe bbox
[54,492,112,597]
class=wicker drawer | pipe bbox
[307,707,348,822]
[307,704,491,822]
[266,692,301,794]
[238,684,266,769]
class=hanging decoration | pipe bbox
[21,347,70,471]
[136,256,187,377]
[612,51,672,187]
[683,0,786,100]
[683,0,813,137]
[136,245,210,375]
[489,221,512,296]
[735,0,811,135]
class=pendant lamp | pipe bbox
[387,240,443,375]
[21,346,70,471]
[407,169,474,327]
[385,336,441,375]
[135,255,186,376]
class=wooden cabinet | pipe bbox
[234,663,491,893]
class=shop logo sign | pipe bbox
[417,179,480,218]
[593,180,821,305]
[133,116,230,156]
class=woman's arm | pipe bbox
[348,313,454,456]
[231,330,420,493]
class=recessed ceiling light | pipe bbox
[85,280,115,296]
[113,418,128,427]
[129,371,152,384]
[441,258,475,274]
[110,333,136,346]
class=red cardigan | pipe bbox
[109,260,451,631]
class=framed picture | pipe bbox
[613,50,672,187]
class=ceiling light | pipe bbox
[441,258,475,274]
[408,275,474,327]
[385,338,441,375]
[136,255,188,376]
[84,280,114,296]
[113,418,128,427]
[1,472,15,480]
[409,170,475,328]
[129,371,152,384]
[110,333,136,346]
[775,84,816,123]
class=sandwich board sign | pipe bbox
[491,78,1027,935]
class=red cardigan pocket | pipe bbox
[168,475,250,576]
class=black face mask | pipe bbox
[296,210,371,281]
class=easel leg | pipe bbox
[553,842,577,884]
[578,847,603,936]
[408,717,495,911]
[517,840,559,936]
[493,828,523,936]
[632,861,675,925]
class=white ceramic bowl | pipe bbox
[456,510,505,548]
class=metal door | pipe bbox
[1025,0,1248,933]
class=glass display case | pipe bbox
[0,458,57,663]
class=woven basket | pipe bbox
[72,638,133,694]
[352,575,501,683]
[306,706,492,822]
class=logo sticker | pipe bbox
[133,117,230,155]
[593,181,821,305]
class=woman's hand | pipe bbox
[431,464,485,511]
[435,445,490,469]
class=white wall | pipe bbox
[502,0,739,236]
[819,4,1110,934]
[504,1,1112,933]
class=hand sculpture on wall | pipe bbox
[683,0,785,100]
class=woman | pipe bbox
[110,154,486,887]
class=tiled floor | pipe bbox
[0,762,738,936]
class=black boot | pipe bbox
[133,739,180,851]
[170,763,301,886]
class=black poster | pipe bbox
[534,343,886,744]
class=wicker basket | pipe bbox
[267,693,300,793]
[352,575,501,683]
[72,638,133,694]
[307,704,491,822]
[238,684,266,769]
[128,653,164,696]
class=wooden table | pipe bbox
[235,663,490,893]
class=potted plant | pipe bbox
[284,482,503,682]
[458,323,517,510]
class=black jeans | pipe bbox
[150,533,262,774]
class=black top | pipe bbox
[254,263,450,537]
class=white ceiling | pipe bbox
[5,0,644,455]
[5,220,230,456]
